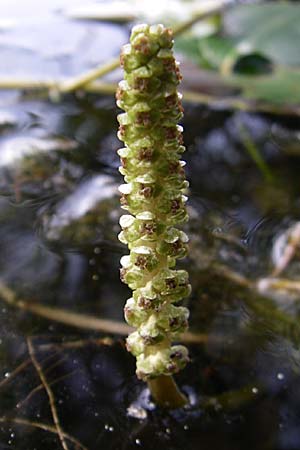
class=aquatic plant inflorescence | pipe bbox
[116,24,191,381]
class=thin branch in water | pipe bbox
[0,350,62,390]
[0,280,132,335]
[37,337,115,352]
[27,337,70,450]
[16,369,79,410]
[0,358,31,389]
[0,279,208,344]
[211,264,253,289]
[0,417,88,450]
[238,121,274,183]
[203,383,263,412]
[257,277,300,294]
[16,338,116,408]
[43,355,67,375]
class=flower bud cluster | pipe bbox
[116,24,191,380]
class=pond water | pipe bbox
[1,3,300,450]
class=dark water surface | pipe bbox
[1,2,300,450]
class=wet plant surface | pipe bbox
[1,94,300,450]
[1,3,300,450]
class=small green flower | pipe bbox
[117,24,191,380]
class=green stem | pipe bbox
[147,375,188,409]
[238,121,274,183]
[172,2,228,36]
[203,383,262,412]
[59,58,120,93]
[0,78,58,90]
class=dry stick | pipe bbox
[27,338,70,450]
[0,417,88,450]
[0,280,208,344]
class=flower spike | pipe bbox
[117,24,191,382]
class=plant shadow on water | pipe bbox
[1,69,300,450]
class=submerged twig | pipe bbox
[203,383,263,412]
[0,280,208,344]
[16,368,79,410]
[211,264,252,289]
[0,280,131,335]
[257,278,300,295]
[0,417,88,450]
[210,264,300,345]
[27,338,70,450]
[37,337,115,351]
[0,358,31,389]
[0,350,63,390]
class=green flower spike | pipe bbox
[116,24,191,408]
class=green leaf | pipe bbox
[176,2,300,106]
[197,35,236,70]
[228,69,300,105]
[223,3,300,67]
[175,36,204,64]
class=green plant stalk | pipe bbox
[238,121,274,183]
[116,24,191,408]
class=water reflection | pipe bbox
[1,28,300,450]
